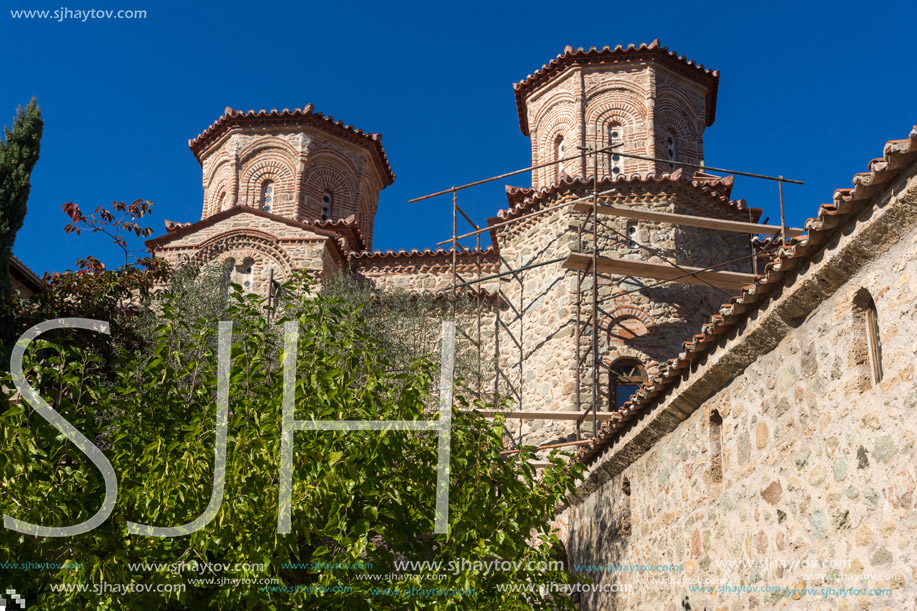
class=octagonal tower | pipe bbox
[491,42,759,445]
[514,39,718,187]
[189,105,394,249]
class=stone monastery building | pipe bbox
[148,41,917,609]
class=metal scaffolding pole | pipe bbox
[408,140,804,452]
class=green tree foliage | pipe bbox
[1,273,585,610]
[0,99,43,292]
[0,200,167,371]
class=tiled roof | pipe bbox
[9,255,42,290]
[349,246,495,260]
[308,216,367,252]
[188,106,395,186]
[496,171,761,226]
[578,126,917,464]
[146,206,341,248]
[164,220,191,233]
[514,40,719,136]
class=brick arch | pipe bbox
[306,147,361,178]
[356,174,378,249]
[300,162,356,221]
[601,346,651,374]
[654,98,698,142]
[538,114,577,185]
[600,305,658,342]
[587,95,650,177]
[585,90,648,126]
[204,155,231,190]
[530,90,577,137]
[237,136,299,170]
[193,230,294,283]
[205,161,233,218]
[239,145,297,211]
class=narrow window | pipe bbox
[608,125,622,176]
[866,296,883,384]
[609,359,645,410]
[620,475,632,537]
[552,135,565,182]
[217,192,227,212]
[626,221,638,248]
[230,257,255,292]
[666,135,677,171]
[260,181,274,212]
[853,288,883,387]
[321,191,334,221]
[709,410,723,483]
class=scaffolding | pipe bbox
[409,145,803,454]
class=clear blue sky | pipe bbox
[2,0,914,274]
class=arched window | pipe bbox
[853,288,883,386]
[552,135,565,182]
[625,220,638,249]
[666,134,677,171]
[217,192,227,213]
[230,257,255,292]
[608,359,645,410]
[607,125,622,176]
[321,191,334,221]
[709,410,723,483]
[866,298,883,383]
[260,181,274,212]
[620,475,632,536]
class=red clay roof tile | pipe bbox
[577,125,917,465]
[514,40,719,136]
[188,106,395,186]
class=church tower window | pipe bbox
[260,181,274,212]
[709,410,723,483]
[552,135,565,182]
[866,298,883,384]
[608,125,622,176]
[321,191,334,221]
[626,221,638,248]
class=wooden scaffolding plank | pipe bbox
[572,202,805,237]
[563,252,756,291]
[457,409,617,421]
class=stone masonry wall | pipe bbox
[154,212,340,297]
[490,182,751,446]
[560,165,917,610]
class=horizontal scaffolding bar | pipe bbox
[500,439,594,455]
[435,188,621,247]
[452,256,567,289]
[409,145,624,203]
[572,202,805,237]
[578,145,805,185]
[457,409,616,421]
[564,252,757,291]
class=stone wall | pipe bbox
[488,178,752,446]
[152,210,343,297]
[350,249,505,405]
[560,162,917,610]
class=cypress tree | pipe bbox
[0,98,43,291]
